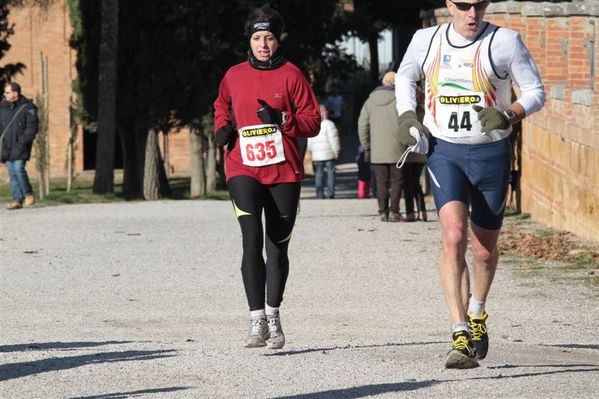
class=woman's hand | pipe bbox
[215,125,236,148]
[256,99,283,125]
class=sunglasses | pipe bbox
[449,0,489,12]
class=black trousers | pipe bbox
[403,163,426,215]
[374,164,404,215]
[227,175,301,311]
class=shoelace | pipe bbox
[267,316,281,334]
[469,320,487,341]
[249,318,265,335]
[453,335,471,351]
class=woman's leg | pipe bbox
[227,176,266,311]
[325,159,336,198]
[313,161,325,199]
[404,163,416,216]
[263,182,301,308]
[413,163,427,219]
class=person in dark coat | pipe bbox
[0,82,38,210]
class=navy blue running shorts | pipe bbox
[426,137,511,230]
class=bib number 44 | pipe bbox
[245,140,277,162]
[448,111,472,132]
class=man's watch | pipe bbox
[503,109,517,125]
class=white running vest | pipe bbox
[422,23,513,144]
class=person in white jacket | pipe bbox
[307,104,340,199]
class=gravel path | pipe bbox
[1,177,598,398]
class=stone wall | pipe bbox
[423,1,599,243]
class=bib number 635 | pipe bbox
[245,140,277,161]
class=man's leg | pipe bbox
[13,160,34,197]
[438,201,470,325]
[374,164,390,221]
[465,218,501,361]
[6,160,24,203]
[389,164,405,221]
[469,224,500,305]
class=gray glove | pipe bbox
[397,111,421,146]
[472,105,510,133]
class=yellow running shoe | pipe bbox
[444,330,479,369]
[469,311,489,359]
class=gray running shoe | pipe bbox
[245,317,269,348]
[266,313,285,349]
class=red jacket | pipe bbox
[214,61,320,184]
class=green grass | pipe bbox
[0,175,229,206]
[505,254,598,286]
[516,212,531,220]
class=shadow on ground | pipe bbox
[0,341,134,353]
[0,349,176,381]
[262,340,445,357]
[69,386,193,399]
[274,365,599,399]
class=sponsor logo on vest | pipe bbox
[438,95,481,105]
[241,126,278,137]
[460,58,474,68]
[442,54,451,65]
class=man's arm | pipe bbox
[357,103,370,150]
[22,105,38,144]
[511,35,545,118]
[395,28,433,116]
[498,32,546,119]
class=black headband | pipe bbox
[247,20,282,41]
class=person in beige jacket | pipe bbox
[358,72,406,222]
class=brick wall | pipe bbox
[425,1,599,242]
[1,0,80,181]
[1,1,194,182]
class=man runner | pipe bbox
[395,0,545,368]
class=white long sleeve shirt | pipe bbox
[396,22,545,144]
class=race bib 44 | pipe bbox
[238,124,286,167]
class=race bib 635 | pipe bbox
[238,124,286,167]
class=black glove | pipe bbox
[257,99,283,125]
[215,125,236,148]
[397,111,421,146]
[472,105,510,133]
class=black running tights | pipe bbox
[227,176,301,311]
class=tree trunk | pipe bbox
[143,128,170,200]
[119,123,143,199]
[189,127,206,197]
[206,131,217,192]
[368,32,380,85]
[163,132,170,178]
[93,0,119,194]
